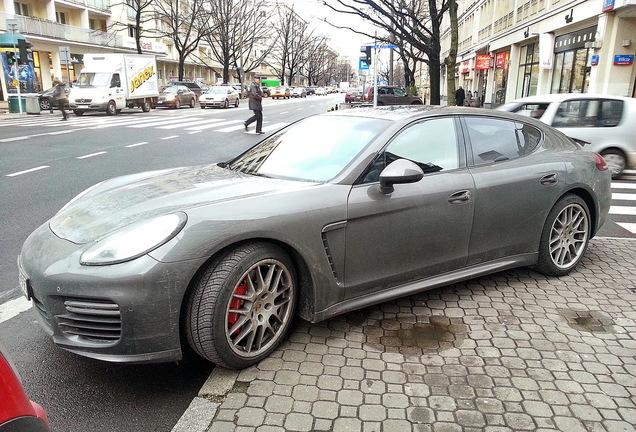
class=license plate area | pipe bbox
[17,260,32,300]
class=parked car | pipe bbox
[0,346,50,432]
[497,93,636,177]
[344,88,363,103]
[154,85,197,109]
[363,86,423,105]
[305,87,316,95]
[38,83,71,111]
[199,86,240,109]
[19,106,611,370]
[171,81,204,100]
[291,87,307,98]
[271,86,291,99]
[315,87,327,95]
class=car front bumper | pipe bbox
[19,224,206,364]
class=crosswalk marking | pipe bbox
[617,222,636,232]
[185,119,237,131]
[128,117,205,128]
[613,193,636,201]
[610,178,636,234]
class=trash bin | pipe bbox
[25,94,41,114]
[8,95,26,113]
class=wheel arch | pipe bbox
[179,238,316,332]
[561,187,599,237]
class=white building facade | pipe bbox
[440,0,636,107]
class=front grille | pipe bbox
[31,293,53,329]
[74,98,92,103]
[57,299,121,343]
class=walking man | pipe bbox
[455,86,465,107]
[52,77,68,121]
[244,77,264,134]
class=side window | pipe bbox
[598,100,623,126]
[110,73,121,88]
[393,88,407,97]
[361,118,459,183]
[552,100,598,127]
[512,103,549,119]
[465,118,542,166]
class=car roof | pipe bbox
[508,93,636,104]
[324,106,533,123]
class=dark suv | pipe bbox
[172,81,204,100]
[363,86,423,105]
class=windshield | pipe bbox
[160,86,180,93]
[227,115,389,182]
[208,87,227,94]
[77,72,111,87]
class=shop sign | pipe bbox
[461,61,470,74]
[591,55,599,66]
[602,0,615,12]
[475,55,492,70]
[614,55,634,65]
[495,52,509,68]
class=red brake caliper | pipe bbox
[228,280,247,337]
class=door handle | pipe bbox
[540,173,558,186]
[448,190,471,204]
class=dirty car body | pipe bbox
[19,107,611,369]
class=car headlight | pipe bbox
[80,213,187,266]
[165,94,175,101]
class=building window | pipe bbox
[516,43,539,98]
[14,1,29,16]
[550,49,590,93]
[56,11,67,24]
[90,18,107,32]
[128,25,137,38]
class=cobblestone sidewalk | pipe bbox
[174,237,636,432]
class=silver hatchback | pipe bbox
[498,93,636,177]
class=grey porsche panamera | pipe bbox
[18,106,611,369]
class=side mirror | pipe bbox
[379,159,424,194]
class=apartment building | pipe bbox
[440,0,636,107]
[0,0,229,99]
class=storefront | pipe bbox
[491,51,509,106]
[550,26,596,94]
[516,42,540,98]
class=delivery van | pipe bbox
[68,54,159,116]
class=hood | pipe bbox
[50,164,313,244]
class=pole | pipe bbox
[8,21,23,114]
[373,35,378,108]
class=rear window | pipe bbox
[464,118,542,166]
[552,99,623,128]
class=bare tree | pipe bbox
[269,5,312,85]
[303,36,331,85]
[153,0,211,80]
[108,0,156,54]
[323,0,450,105]
[200,0,273,84]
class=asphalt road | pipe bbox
[0,93,340,432]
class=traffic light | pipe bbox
[360,45,372,67]
[18,38,29,65]
[6,51,16,66]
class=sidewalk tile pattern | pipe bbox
[204,238,636,431]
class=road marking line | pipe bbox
[617,222,636,233]
[185,119,237,131]
[77,151,107,159]
[609,206,636,216]
[612,182,636,190]
[6,166,50,177]
[0,296,31,324]
[612,193,636,201]
[126,142,149,148]
[47,130,74,135]
[0,136,31,142]
[162,135,179,140]
[128,118,205,128]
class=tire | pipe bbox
[234,98,240,108]
[174,99,181,109]
[185,242,297,369]
[73,110,85,116]
[200,105,206,109]
[223,99,229,109]
[106,101,117,116]
[535,194,591,276]
[600,149,626,178]
[40,98,51,111]
[141,101,151,112]
[189,98,195,108]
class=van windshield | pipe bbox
[77,72,111,87]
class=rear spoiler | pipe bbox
[571,137,590,147]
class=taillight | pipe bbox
[594,153,608,171]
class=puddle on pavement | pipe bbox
[558,309,617,333]
[360,315,469,355]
